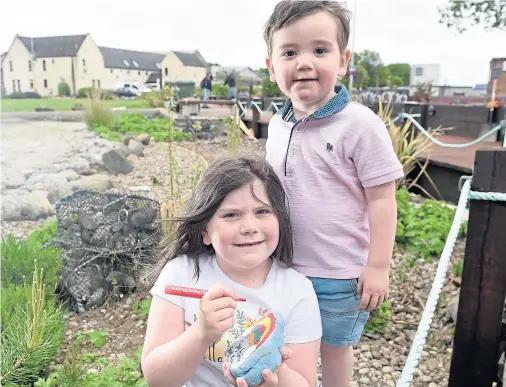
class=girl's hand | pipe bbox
[195,283,238,345]
[223,347,292,387]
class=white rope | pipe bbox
[396,178,472,386]
[469,191,506,202]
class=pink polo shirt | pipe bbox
[265,87,404,279]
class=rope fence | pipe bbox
[394,112,505,386]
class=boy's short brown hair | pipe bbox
[263,0,351,56]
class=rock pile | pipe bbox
[1,129,152,222]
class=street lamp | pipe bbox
[349,0,358,91]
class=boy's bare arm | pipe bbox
[364,181,397,269]
[359,181,397,310]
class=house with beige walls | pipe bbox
[2,34,105,97]
[160,50,208,85]
[99,46,165,90]
[2,33,209,97]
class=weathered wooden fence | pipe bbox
[448,149,506,387]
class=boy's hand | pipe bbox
[223,347,292,387]
[195,283,238,345]
[357,265,389,311]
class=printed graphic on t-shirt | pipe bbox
[185,306,270,363]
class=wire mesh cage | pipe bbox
[49,189,162,313]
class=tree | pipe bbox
[386,63,411,86]
[439,0,506,33]
[258,68,283,97]
[341,63,369,90]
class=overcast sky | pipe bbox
[2,0,504,86]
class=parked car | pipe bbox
[114,82,152,97]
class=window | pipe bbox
[44,79,48,88]
[52,59,55,64]
[82,59,86,66]
[156,63,161,70]
[9,61,13,71]
[146,72,148,76]
[12,80,16,91]
[415,67,423,76]
[132,60,139,68]
[92,80,96,87]
[17,80,21,92]
[138,71,141,75]
[30,80,34,88]
[28,60,32,71]
[97,80,101,89]
[165,68,168,76]
[123,60,130,67]
[43,60,46,71]
[110,69,113,74]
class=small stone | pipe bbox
[360,344,370,352]
[137,133,151,146]
[109,315,115,322]
[135,320,144,329]
[117,353,126,360]
[359,377,370,384]
[358,368,369,375]
[386,381,395,387]
[382,366,394,374]
[128,139,144,157]
[349,382,359,387]
[429,383,438,387]
[100,309,107,314]
[87,368,98,374]
[422,375,432,383]
[68,321,78,327]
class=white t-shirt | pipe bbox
[150,254,322,387]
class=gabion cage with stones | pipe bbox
[50,189,162,313]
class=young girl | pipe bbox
[141,156,322,387]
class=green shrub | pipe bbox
[365,301,393,333]
[212,83,229,98]
[77,87,90,98]
[91,125,122,142]
[395,188,463,260]
[111,113,192,142]
[58,82,71,97]
[1,219,60,328]
[1,259,64,386]
[7,91,41,99]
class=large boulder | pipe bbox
[72,174,113,192]
[102,149,134,175]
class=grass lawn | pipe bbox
[1,98,150,112]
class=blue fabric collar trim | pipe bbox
[278,85,351,123]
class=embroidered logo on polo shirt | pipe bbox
[326,143,333,152]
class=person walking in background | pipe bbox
[200,72,212,108]
[224,72,237,100]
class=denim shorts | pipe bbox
[308,276,369,346]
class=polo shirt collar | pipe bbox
[279,85,351,123]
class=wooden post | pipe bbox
[252,103,260,139]
[448,149,506,387]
